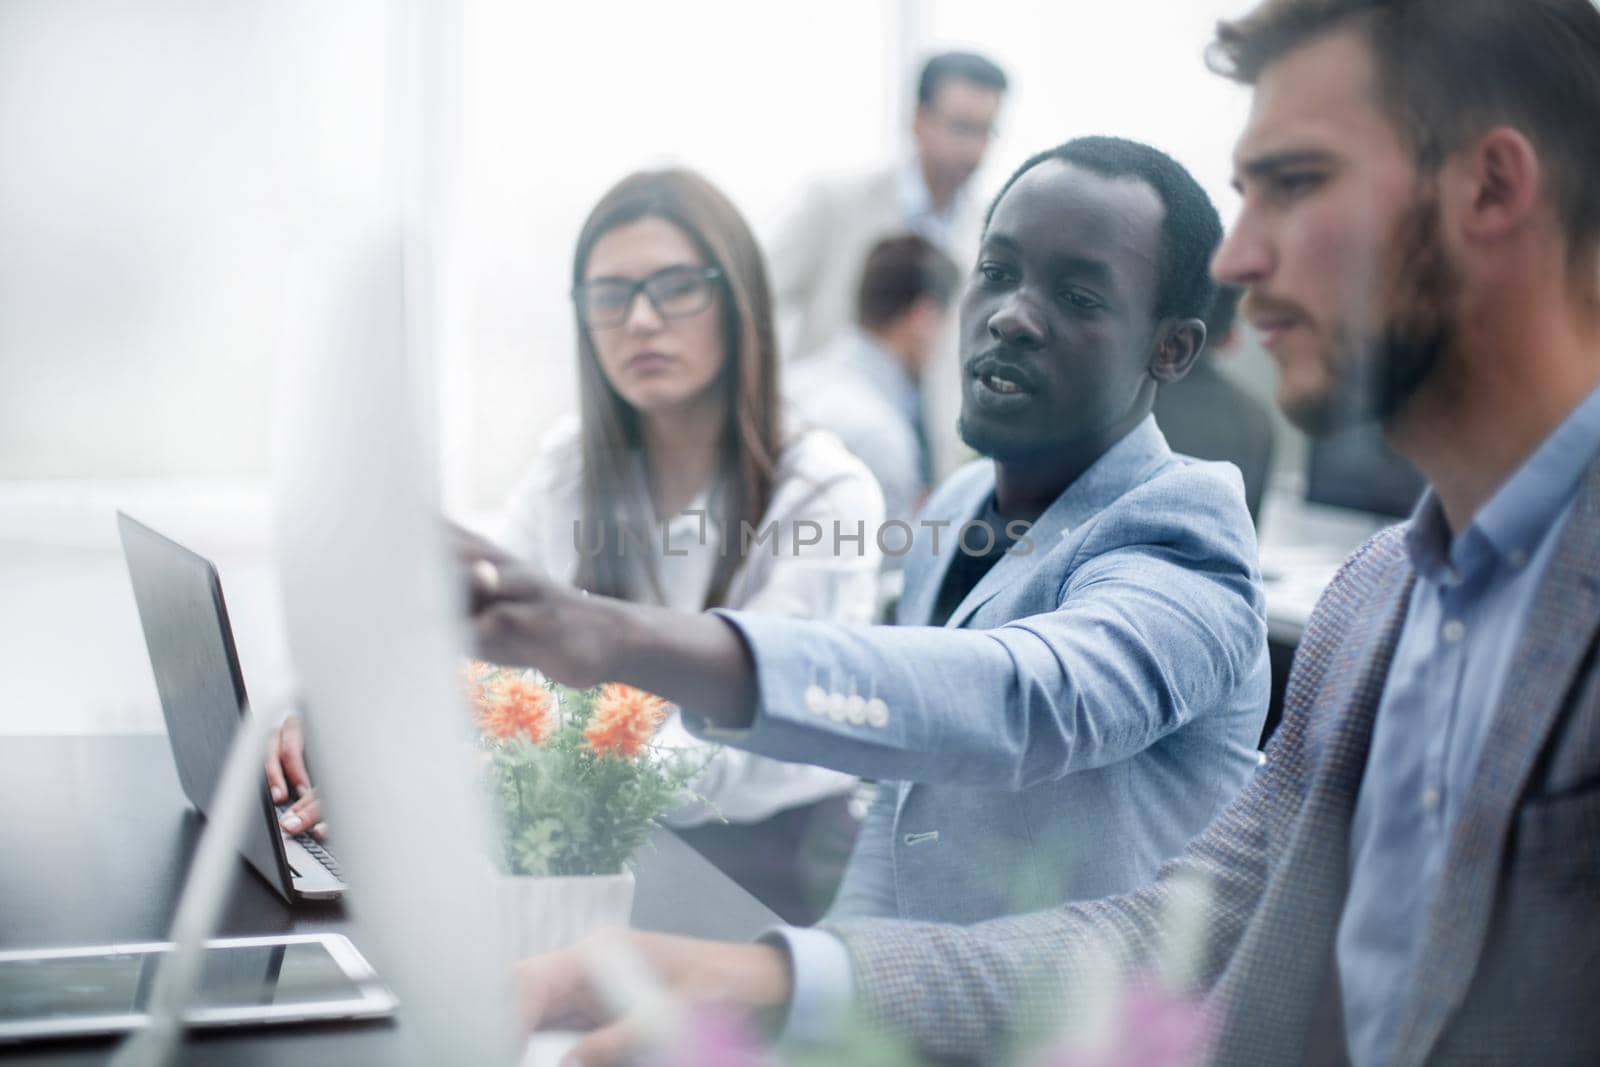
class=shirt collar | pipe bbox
[845,327,920,423]
[897,156,964,241]
[1404,380,1600,581]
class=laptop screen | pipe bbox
[117,512,289,898]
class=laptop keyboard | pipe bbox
[295,833,342,879]
[276,803,343,879]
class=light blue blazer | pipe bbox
[702,417,1270,923]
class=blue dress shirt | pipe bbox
[787,328,931,526]
[1337,382,1600,1065]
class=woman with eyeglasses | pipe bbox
[497,169,883,921]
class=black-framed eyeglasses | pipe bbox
[572,265,724,329]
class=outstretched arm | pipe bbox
[465,496,1265,790]
[466,548,761,726]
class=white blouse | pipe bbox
[495,416,884,827]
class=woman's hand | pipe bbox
[264,712,326,839]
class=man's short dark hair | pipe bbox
[984,136,1223,325]
[1208,0,1600,258]
[916,51,1008,106]
[856,234,961,330]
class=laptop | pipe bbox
[117,511,346,903]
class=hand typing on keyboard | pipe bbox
[279,812,343,878]
[266,712,327,839]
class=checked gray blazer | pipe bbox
[829,459,1600,1065]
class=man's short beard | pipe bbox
[958,414,1046,463]
[1291,189,1460,436]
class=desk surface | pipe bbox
[1,735,780,1065]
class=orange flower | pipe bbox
[463,660,500,719]
[584,683,667,758]
[466,680,495,722]
[478,675,554,744]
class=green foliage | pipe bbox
[478,675,702,876]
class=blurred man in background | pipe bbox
[787,233,961,530]
[770,51,1007,479]
[770,51,1005,359]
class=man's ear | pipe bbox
[1149,318,1205,384]
[1454,125,1542,246]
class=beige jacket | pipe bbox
[767,165,982,479]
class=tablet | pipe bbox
[0,933,396,1044]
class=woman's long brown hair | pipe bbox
[569,169,783,609]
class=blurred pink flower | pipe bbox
[1036,981,1216,1067]
[643,1006,772,1067]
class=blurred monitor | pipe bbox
[1305,421,1427,519]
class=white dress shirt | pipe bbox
[895,155,969,253]
[495,416,883,827]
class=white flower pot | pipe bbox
[497,868,636,959]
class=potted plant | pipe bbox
[465,661,701,957]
